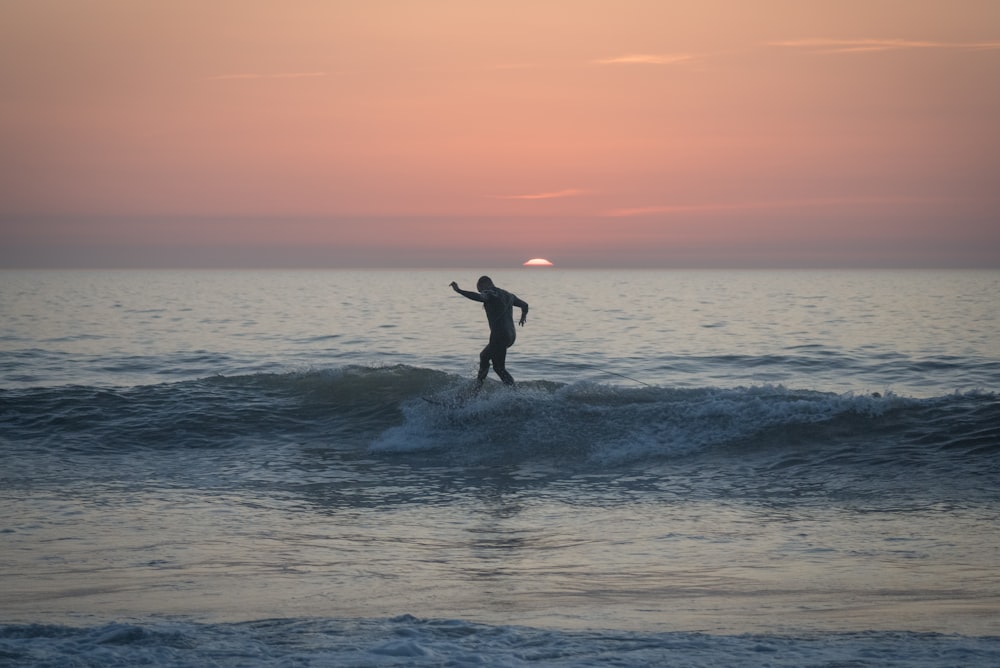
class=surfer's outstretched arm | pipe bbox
[512,296,528,326]
[450,282,485,302]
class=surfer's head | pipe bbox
[476,276,494,292]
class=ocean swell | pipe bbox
[3,365,995,477]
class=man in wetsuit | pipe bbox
[450,276,529,386]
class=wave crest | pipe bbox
[1,365,995,470]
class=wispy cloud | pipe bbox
[208,71,328,81]
[593,53,696,66]
[769,38,1000,54]
[492,189,586,201]
[604,196,923,217]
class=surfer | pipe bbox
[450,276,529,387]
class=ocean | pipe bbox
[1,268,998,666]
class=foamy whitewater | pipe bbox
[2,269,998,666]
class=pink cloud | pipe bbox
[491,189,586,200]
[768,38,1000,54]
[593,53,696,65]
[603,196,931,217]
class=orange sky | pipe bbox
[1,0,998,267]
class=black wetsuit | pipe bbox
[455,286,528,385]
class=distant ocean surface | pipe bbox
[2,269,998,666]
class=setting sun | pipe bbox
[523,258,554,267]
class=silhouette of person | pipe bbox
[450,276,528,386]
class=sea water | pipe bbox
[1,269,998,666]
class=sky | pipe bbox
[1,0,998,268]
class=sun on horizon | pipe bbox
[523,258,554,267]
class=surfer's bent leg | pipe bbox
[477,340,515,386]
[493,345,514,385]
[477,345,492,384]
[490,334,515,386]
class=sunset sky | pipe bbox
[1,0,998,268]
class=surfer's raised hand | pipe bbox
[449,281,459,291]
